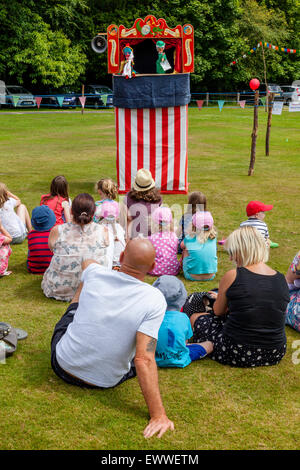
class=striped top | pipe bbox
[240,217,269,241]
[27,230,53,274]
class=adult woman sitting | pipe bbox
[42,193,109,302]
[120,169,162,238]
[285,250,300,332]
[184,226,290,367]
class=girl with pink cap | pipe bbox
[181,211,217,281]
[148,206,181,277]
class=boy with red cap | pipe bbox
[240,200,278,248]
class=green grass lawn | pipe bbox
[0,107,299,450]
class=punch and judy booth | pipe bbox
[107,15,194,194]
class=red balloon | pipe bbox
[249,78,260,90]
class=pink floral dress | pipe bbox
[0,233,12,275]
[148,231,181,276]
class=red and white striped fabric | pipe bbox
[115,105,188,194]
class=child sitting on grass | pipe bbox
[98,200,125,270]
[93,178,118,223]
[148,207,181,277]
[0,221,12,276]
[240,200,278,248]
[177,191,207,254]
[40,175,71,226]
[181,211,217,281]
[153,275,213,368]
[27,206,56,274]
[0,182,32,244]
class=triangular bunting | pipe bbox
[35,97,42,109]
[56,96,64,107]
[218,100,225,112]
[12,95,19,107]
[196,100,204,110]
[79,96,86,108]
[101,94,108,107]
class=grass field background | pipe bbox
[0,107,299,450]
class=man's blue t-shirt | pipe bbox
[155,310,193,368]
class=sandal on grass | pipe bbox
[0,322,17,357]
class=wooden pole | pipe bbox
[265,92,274,156]
[81,84,85,114]
[237,92,240,105]
[248,89,259,176]
[206,92,209,107]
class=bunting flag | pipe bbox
[218,100,225,112]
[102,94,108,107]
[56,96,64,107]
[12,95,19,107]
[196,100,204,110]
[272,102,284,115]
[289,102,300,112]
[229,41,299,66]
[239,100,246,109]
[115,106,188,194]
[35,97,42,109]
[79,96,86,108]
[260,97,266,106]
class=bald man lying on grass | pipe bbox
[51,238,174,439]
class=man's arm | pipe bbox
[134,331,174,439]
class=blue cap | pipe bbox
[153,275,187,311]
[31,206,56,231]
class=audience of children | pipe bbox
[153,275,212,368]
[177,191,207,254]
[93,178,118,223]
[41,193,110,302]
[0,221,12,276]
[0,183,32,244]
[98,200,125,270]
[148,207,181,276]
[40,175,71,226]
[2,169,299,374]
[181,211,217,281]
[27,206,56,274]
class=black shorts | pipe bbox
[51,303,136,388]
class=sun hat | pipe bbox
[151,206,173,225]
[246,200,273,217]
[100,200,119,220]
[31,206,56,232]
[153,275,187,311]
[192,211,214,231]
[132,169,155,192]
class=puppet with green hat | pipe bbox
[156,40,171,74]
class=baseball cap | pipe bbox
[151,206,173,225]
[153,275,187,311]
[100,200,119,220]
[192,211,214,231]
[246,201,273,217]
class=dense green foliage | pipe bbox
[0,0,299,91]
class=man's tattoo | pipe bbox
[146,337,157,352]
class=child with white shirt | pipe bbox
[99,200,126,270]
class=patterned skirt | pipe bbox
[192,313,286,368]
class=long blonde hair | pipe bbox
[186,221,217,244]
[0,183,9,209]
[97,178,118,200]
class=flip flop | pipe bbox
[15,328,28,341]
[0,271,12,277]
[218,239,226,245]
[270,241,279,248]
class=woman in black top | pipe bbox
[185,226,289,367]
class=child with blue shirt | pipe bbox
[181,211,217,281]
[153,275,213,368]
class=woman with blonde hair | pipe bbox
[183,226,290,367]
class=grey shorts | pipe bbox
[11,232,27,244]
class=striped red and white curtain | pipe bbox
[115,105,188,193]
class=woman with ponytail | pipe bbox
[42,193,110,301]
